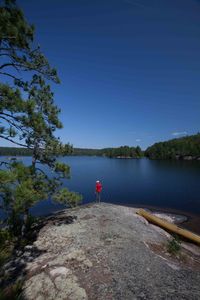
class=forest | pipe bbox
[1,134,200,160]
[145,133,200,160]
[101,146,143,158]
[0,145,143,158]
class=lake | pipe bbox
[1,156,200,232]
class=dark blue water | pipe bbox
[1,156,200,218]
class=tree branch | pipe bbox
[0,112,23,123]
[0,115,28,133]
[0,161,11,167]
[0,63,17,70]
[0,134,29,148]
[35,167,48,177]
[0,71,22,81]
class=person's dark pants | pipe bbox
[96,192,101,203]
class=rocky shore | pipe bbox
[1,203,200,299]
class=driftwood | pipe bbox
[137,209,200,245]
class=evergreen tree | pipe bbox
[0,0,82,235]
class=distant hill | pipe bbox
[145,133,200,160]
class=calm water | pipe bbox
[1,156,200,218]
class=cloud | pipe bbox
[171,131,187,136]
[136,139,141,142]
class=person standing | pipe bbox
[95,180,102,203]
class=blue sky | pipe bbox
[3,0,200,149]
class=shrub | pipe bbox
[167,235,181,255]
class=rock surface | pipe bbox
[19,203,200,299]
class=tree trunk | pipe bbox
[21,208,29,236]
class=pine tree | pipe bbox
[0,0,82,235]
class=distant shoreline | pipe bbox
[1,133,200,159]
[1,154,200,161]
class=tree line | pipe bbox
[145,133,200,160]
[0,146,32,156]
[1,133,200,160]
[101,146,143,158]
[0,145,144,158]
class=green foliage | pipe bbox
[0,246,12,269]
[167,236,181,255]
[0,229,13,267]
[102,145,143,158]
[0,145,144,157]
[53,187,82,208]
[54,162,70,178]
[0,0,58,82]
[0,0,34,49]
[145,133,200,160]
[0,162,46,211]
[0,228,11,246]
[72,148,103,156]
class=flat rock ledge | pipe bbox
[17,203,200,299]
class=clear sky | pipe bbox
[6,0,200,149]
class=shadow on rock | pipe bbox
[0,213,77,299]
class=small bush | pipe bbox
[167,235,181,255]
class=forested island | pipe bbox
[145,133,200,160]
[101,146,143,158]
[1,134,200,160]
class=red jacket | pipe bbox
[96,182,102,193]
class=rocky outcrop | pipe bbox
[182,155,194,160]
[3,203,200,299]
[175,155,200,160]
